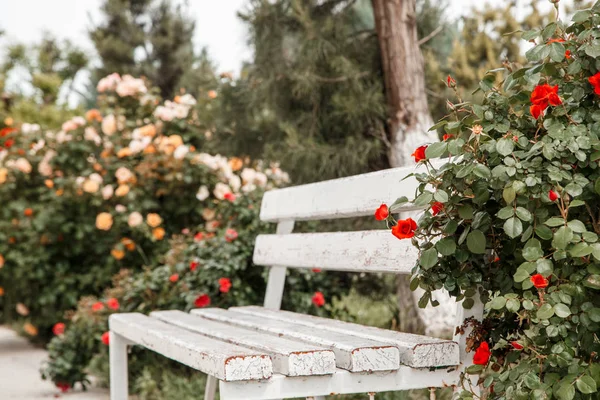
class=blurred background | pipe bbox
[0,0,588,399]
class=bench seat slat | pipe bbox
[192,308,400,373]
[109,313,272,381]
[259,159,448,222]
[231,306,460,368]
[253,230,418,273]
[150,310,336,376]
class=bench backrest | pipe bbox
[254,162,429,310]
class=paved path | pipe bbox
[0,326,109,399]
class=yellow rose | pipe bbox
[96,212,113,231]
[115,184,130,197]
[146,213,162,228]
[152,227,166,240]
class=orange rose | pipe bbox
[152,227,166,240]
[24,208,33,217]
[229,157,244,172]
[85,109,103,122]
[96,212,113,231]
[146,213,162,227]
[0,287,4,296]
[111,249,125,260]
[23,322,38,336]
[121,238,136,251]
[115,184,130,197]
[44,179,54,188]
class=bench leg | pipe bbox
[109,332,129,400]
[205,375,218,400]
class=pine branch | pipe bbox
[312,71,369,83]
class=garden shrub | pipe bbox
[384,3,600,399]
[0,73,290,340]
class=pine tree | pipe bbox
[90,0,195,98]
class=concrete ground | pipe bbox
[0,326,109,399]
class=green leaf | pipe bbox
[594,177,600,196]
[549,42,565,62]
[413,192,433,207]
[503,186,516,204]
[584,274,600,290]
[419,248,438,270]
[473,164,491,179]
[504,217,523,239]
[536,225,553,240]
[467,230,487,254]
[537,259,553,275]
[506,298,520,312]
[572,10,592,22]
[515,207,532,222]
[545,217,565,227]
[556,381,575,400]
[537,303,555,320]
[458,204,474,219]
[425,142,447,159]
[554,303,571,318]
[567,220,586,233]
[576,376,597,394]
[497,138,515,156]
[591,243,600,261]
[436,237,457,256]
[491,296,507,310]
[552,226,573,250]
[514,268,531,283]
[588,307,600,322]
[434,190,449,203]
[569,242,592,257]
[564,183,583,197]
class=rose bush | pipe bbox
[0,73,292,341]
[380,4,600,399]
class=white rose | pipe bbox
[97,73,121,92]
[128,211,143,227]
[213,182,231,200]
[196,185,209,201]
[228,175,241,192]
[102,114,117,136]
[115,75,147,97]
[115,167,133,184]
[102,185,114,200]
[84,127,102,145]
[115,204,127,213]
[14,158,32,174]
[241,168,257,184]
[173,145,189,160]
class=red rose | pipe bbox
[4,139,14,148]
[224,192,236,202]
[589,72,600,95]
[194,232,204,242]
[91,302,104,312]
[101,331,110,346]
[55,382,71,393]
[24,208,33,217]
[219,277,232,293]
[548,190,559,202]
[565,50,571,59]
[411,146,427,163]
[374,204,389,221]
[312,291,325,307]
[431,202,443,216]
[190,261,199,271]
[510,341,523,350]
[312,268,322,273]
[225,228,238,242]
[442,134,453,141]
[530,273,549,289]
[531,84,562,107]
[391,218,417,240]
[473,341,491,365]
[106,298,119,310]
[530,104,545,119]
[52,322,65,336]
[0,127,16,137]
[194,294,211,308]
[169,273,179,283]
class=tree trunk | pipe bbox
[372,0,453,336]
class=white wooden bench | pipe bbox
[109,162,484,400]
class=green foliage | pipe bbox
[403,3,600,398]
[90,0,196,98]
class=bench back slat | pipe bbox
[259,164,427,223]
[253,230,418,274]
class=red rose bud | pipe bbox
[101,331,110,345]
[411,146,427,163]
[446,75,456,88]
[312,291,325,307]
[548,190,559,202]
[442,134,453,141]
[431,202,443,216]
[219,277,232,293]
[530,273,549,289]
[106,298,119,310]
[91,301,104,312]
[169,273,179,283]
[194,294,211,308]
[391,218,417,240]
[52,322,65,336]
[190,260,199,271]
[511,341,524,350]
[589,72,600,95]
[473,341,491,365]
[374,204,389,221]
